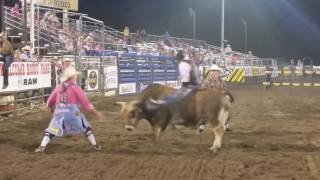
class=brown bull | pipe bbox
[117,83,233,151]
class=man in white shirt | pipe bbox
[149,50,200,124]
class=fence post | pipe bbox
[41,88,44,104]
[13,93,17,116]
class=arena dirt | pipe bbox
[0,85,320,180]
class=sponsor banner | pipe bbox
[224,68,245,82]
[0,62,51,92]
[119,83,136,95]
[166,81,178,88]
[118,55,137,83]
[104,66,118,89]
[27,0,79,11]
[252,67,260,77]
[314,66,320,75]
[154,81,166,85]
[222,68,232,78]
[80,57,100,71]
[87,70,99,91]
[104,90,116,97]
[101,56,117,66]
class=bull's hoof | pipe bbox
[208,146,220,152]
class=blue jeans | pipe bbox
[163,87,193,104]
[0,54,13,86]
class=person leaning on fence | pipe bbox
[0,32,14,89]
[35,67,104,153]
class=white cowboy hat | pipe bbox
[60,67,80,82]
[63,57,73,62]
[208,64,223,72]
[21,45,31,51]
[184,55,192,61]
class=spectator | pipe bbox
[0,32,14,89]
[13,49,22,61]
[297,59,303,67]
[164,31,170,46]
[94,43,103,56]
[11,3,20,18]
[123,26,130,38]
[20,45,31,61]
[136,30,140,39]
[40,17,48,30]
[47,11,60,29]
[225,44,232,55]
[141,29,147,41]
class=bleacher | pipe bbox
[2,4,262,67]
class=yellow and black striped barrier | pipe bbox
[225,68,245,82]
[262,82,320,87]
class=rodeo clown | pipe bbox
[201,64,231,132]
[35,67,103,153]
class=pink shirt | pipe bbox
[47,80,93,111]
[11,7,20,17]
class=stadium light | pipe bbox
[221,0,225,52]
[188,8,196,40]
[0,0,4,32]
[241,18,248,53]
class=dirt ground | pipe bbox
[1,85,320,180]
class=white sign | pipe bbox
[87,70,99,91]
[119,83,136,95]
[27,0,79,11]
[0,62,51,92]
[104,66,118,89]
[166,81,178,88]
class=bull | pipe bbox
[116,83,234,151]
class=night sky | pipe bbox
[6,0,320,60]
[77,0,320,60]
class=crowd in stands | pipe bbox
[6,3,253,67]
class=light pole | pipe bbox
[241,18,247,53]
[0,0,4,32]
[23,0,27,45]
[221,0,225,52]
[188,8,196,40]
[30,0,35,56]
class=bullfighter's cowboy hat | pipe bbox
[60,67,81,82]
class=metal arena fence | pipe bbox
[0,54,318,117]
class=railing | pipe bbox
[4,6,67,50]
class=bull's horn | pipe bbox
[130,100,140,105]
[115,102,126,107]
[105,111,119,115]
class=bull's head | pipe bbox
[116,100,143,131]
